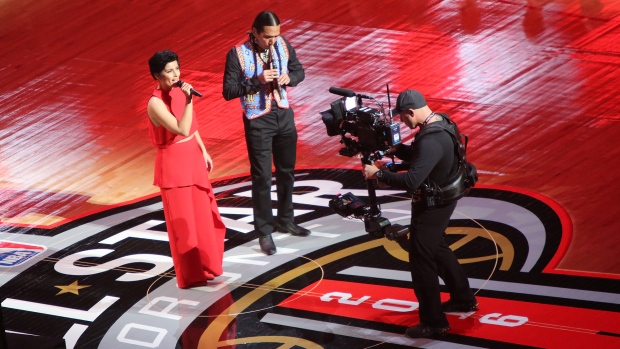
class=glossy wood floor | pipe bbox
[1,0,619,348]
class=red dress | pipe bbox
[148,87,226,288]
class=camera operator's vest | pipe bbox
[413,114,478,207]
[236,37,290,119]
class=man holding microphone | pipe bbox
[222,10,309,255]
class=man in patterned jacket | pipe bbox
[223,10,309,255]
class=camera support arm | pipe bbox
[360,151,381,217]
[359,151,389,238]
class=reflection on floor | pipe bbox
[1,0,619,348]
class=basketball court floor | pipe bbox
[1,0,619,348]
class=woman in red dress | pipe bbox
[147,50,226,288]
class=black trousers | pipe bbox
[0,303,6,349]
[408,201,475,327]
[243,107,298,237]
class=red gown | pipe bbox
[148,87,226,288]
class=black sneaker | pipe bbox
[405,323,450,338]
[275,221,311,237]
[441,299,479,313]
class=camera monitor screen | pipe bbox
[344,96,356,111]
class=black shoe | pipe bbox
[405,323,450,338]
[259,235,276,255]
[441,299,479,313]
[275,221,311,237]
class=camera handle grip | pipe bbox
[361,151,374,165]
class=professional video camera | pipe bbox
[320,85,409,241]
[320,87,402,159]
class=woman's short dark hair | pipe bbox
[148,50,179,80]
[252,11,280,33]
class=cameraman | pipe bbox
[363,90,477,338]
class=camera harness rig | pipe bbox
[411,113,478,208]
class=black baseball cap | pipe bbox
[392,89,427,115]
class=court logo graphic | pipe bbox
[0,169,618,349]
[0,240,47,267]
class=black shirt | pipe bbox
[380,117,457,190]
[222,36,304,101]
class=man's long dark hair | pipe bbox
[252,11,280,33]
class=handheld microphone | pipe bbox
[329,87,356,98]
[176,81,203,97]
